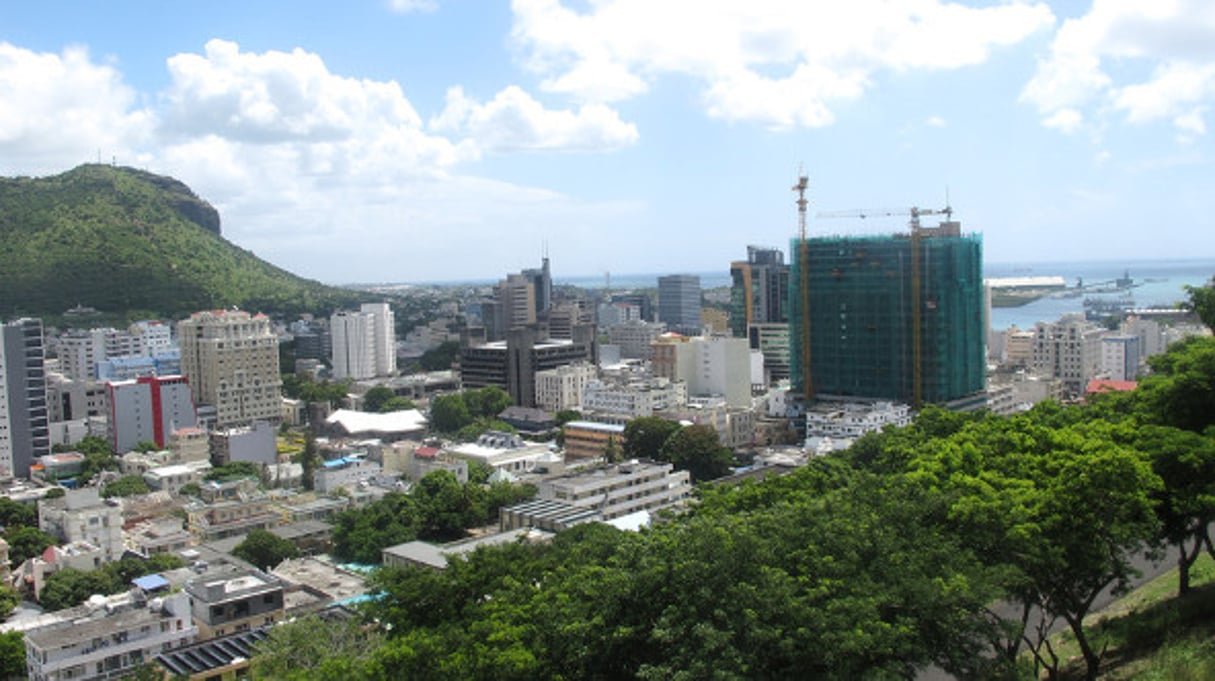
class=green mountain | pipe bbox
[0,164,364,318]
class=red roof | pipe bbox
[1086,379,1138,394]
[414,446,440,459]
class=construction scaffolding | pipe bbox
[789,228,985,406]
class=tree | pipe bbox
[456,417,515,442]
[362,385,395,413]
[4,526,55,565]
[1136,426,1215,596]
[622,416,682,460]
[133,441,160,453]
[233,529,300,571]
[0,584,19,619]
[603,436,621,463]
[554,409,581,427]
[296,432,322,491]
[430,393,472,433]
[1184,276,1215,330]
[205,461,262,482]
[659,424,734,482]
[380,396,417,412]
[251,614,383,680]
[419,340,460,371]
[0,632,25,681]
[178,482,202,497]
[1137,336,1215,433]
[39,568,118,612]
[414,470,482,541]
[100,474,150,498]
[471,386,511,418]
[0,496,36,529]
[73,435,118,482]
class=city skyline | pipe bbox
[2,1,1214,284]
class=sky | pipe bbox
[2,1,1214,285]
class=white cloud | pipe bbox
[431,85,639,152]
[0,39,640,282]
[386,0,438,14]
[510,0,1054,127]
[1022,0,1215,135]
[0,42,152,173]
[925,116,947,128]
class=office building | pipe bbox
[1031,314,1106,397]
[38,488,124,563]
[534,362,598,413]
[789,222,985,407]
[650,334,750,408]
[1,318,51,477]
[1102,335,1141,382]
[748,322,791,384]
[460,324,597,408]
[607,320,666,360]
[730,245,789,337]
[658,275,702,336]
[177,310,282,428]
[106,375,197,453]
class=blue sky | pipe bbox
[2,1,1213,284]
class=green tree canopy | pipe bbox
[251,614,383,680]
[0,496,36,530]
[0,631,24,681]
[658,423,734,482]
[5,525,55,566]
[380,396,417,412]
[429,393,473,433]
[622,416,682,460]
[1184,276,1215,330]
[362,385,395,413]
[232,529,301,571]
[100,474,150,498]
[419,340,460,372]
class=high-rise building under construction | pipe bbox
[789,220,985,407]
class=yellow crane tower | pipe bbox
[793,174,812,401]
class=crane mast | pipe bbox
[793,175,813,401]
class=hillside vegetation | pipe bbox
[0,164,363,318]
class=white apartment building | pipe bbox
[651,335,750,408]
[331,303,396,380]
[20,590,198,681]
[444,431,560,474]
[57,328,111,382]
[581,378,687,420]
[1121,316,1165,362]
[535,362,598,412]
[106,375,197,453]
[177,310,282,428]
[38,488,124,564]
[1102,335,1141,382]
[1031,314,1106,397]
[535,459,690,522]
[804,401,912,439]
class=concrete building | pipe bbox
[607,320,666,360]
[561,420,626,460]
[56,328,111,382]
[748,323,791,384]
[331,303,396,381]
[95,351,181,382]
[804,401,912,447]
[651,335,750,409]
[729,246,789,337]
[177,310,282,428]
[1031,314,1106,397]
[184,568,286,640]
[382,528,550,570]
[1121,316,1166,362]
[20,589,197,681]
[460,324,597,408]
[107,375,197,454]
[444,431,560,474]
[1102,335,1141,382]
[501,459,691,530]
[1,317,51,477]
[142,463,207,495]
[1004,328,1036,367]
[209,421,277,466]
[658,274,702,336]
[534,362,598,412]
[313,454,385,494]
[38,488,125,563]
[580,378,687,421]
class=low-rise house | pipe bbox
[444,431,561,474]
[382,528,552,570]
[39,488,124,564]
[500,460,691,531]
[184,568,286,640]
[19,589,198,681]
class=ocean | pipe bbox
[986,259,1215,330]
[557,259,1215,331]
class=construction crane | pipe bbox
[793,174,813,401]
[813,203,955,409]
[815,205,953,230]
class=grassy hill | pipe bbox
[0,164,364,319]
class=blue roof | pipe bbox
[132,573,169,591]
